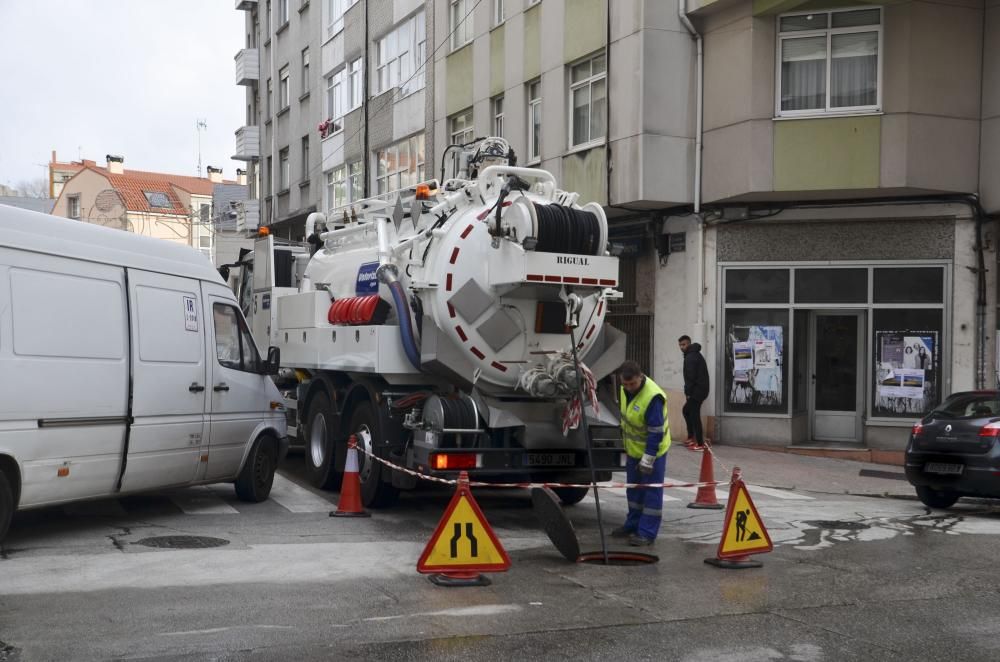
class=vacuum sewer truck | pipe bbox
[232,139,626,507]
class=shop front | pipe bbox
[717,263,949,448]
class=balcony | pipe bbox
[236,200,260,233]
[235,48,259,86]
[235,0,257,10]
[232,126,260,162]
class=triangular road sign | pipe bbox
[717,480,773,559]
[417,479,510,574]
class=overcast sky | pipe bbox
[0,1,245,192]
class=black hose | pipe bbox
[532,204,601,255]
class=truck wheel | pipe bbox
[552,487,589,506]
[304,392,342,490]
[349,402,400,508]
[0,470,12,543]
[915,485,959,509]
[235,435,278,502]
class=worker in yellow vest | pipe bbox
[612,360,671,546]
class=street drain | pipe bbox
[135,535,230,549]
[804,520,870,530]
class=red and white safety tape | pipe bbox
[354,445,722,490]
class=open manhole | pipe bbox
[135,535,230,549]
[577,551,659,565]
[803,520,870,531]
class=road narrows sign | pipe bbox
[417,474,510,574]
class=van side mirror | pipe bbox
[263,346,280,375]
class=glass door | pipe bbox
[810,312,864,442]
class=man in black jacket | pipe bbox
[679,335,710,451]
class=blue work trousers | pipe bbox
[624,453,668,540]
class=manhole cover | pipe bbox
[803,520,870,531]
[135,535,230,549]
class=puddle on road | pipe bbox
[788,510,1000,551]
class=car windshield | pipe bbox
[927,393,1000,420]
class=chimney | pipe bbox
[236,168,247,186]
[106,154,125,174]
[206,165,223,184]
[51,150,57,164]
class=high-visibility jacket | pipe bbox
[619,377,671,459]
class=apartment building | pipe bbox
[51,155,226,260]
[235,0,435,240]
[434,0,998,455]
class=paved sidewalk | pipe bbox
[666,442,914,499]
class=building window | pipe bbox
[776,7,881,116]
[278,0,289,25]
[326,70,344,133]
[349,161,362,201]
[199,203,210,223]
[266,78,272,117]
[450,0,474,51]
[279,148,290,191]
[327,165,347,211]
[301,48,310,93]
[493,96,504,138]
[265,156,272,196]
[279,66,290,109]
[450,109,474,146]
[349,58,363,108]
[328,0,359,38]
[67,194,81,219]
[301,135,310,181]
[375,134,425,195]
[265,0,271,35]
[376,11,426,96]
[493,0,504,26]
[569,52,606,148]
[143,191,173,209]
[527,80,541,163]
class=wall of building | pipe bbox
[695,0,989,204]
[982,0,1000,213]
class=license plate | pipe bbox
[526,453,576,467]
[924,462,964,475]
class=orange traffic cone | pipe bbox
[687,442,724,510]
[331,434,371,518]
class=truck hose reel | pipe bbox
[532,203,602,256]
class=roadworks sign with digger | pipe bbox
[417,476,510,574]
[717,479,773,559]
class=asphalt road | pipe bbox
[2,448,1000,661]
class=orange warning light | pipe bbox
[415,183,432,200]
[258,226,271,237]
[57,467,69,477]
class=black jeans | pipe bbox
[682,397,704,444]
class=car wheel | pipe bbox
[235,435,278,503]
[348,402,399,508]
[915,485,960,509]
[0,470,12,543]
[304,391,342,490]
[552,486,589,506]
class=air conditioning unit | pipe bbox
[236,199,261,233]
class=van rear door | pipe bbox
[202,281,276,481]
[120,270,208,491]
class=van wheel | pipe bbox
[304,392,342,490]
[0,471,12,543]
[915,485,960,509]
[348,402,399,508]
[552,487,589,506]
[235,435,278,502]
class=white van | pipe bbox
[0,205,288,541]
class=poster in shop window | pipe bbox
[875,331,937,415]
[728,325,783,407]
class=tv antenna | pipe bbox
[196,119,208,177]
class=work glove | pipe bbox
[638,454,655,475]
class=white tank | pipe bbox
[304,165,619,392]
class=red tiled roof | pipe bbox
[57,160,236,215]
